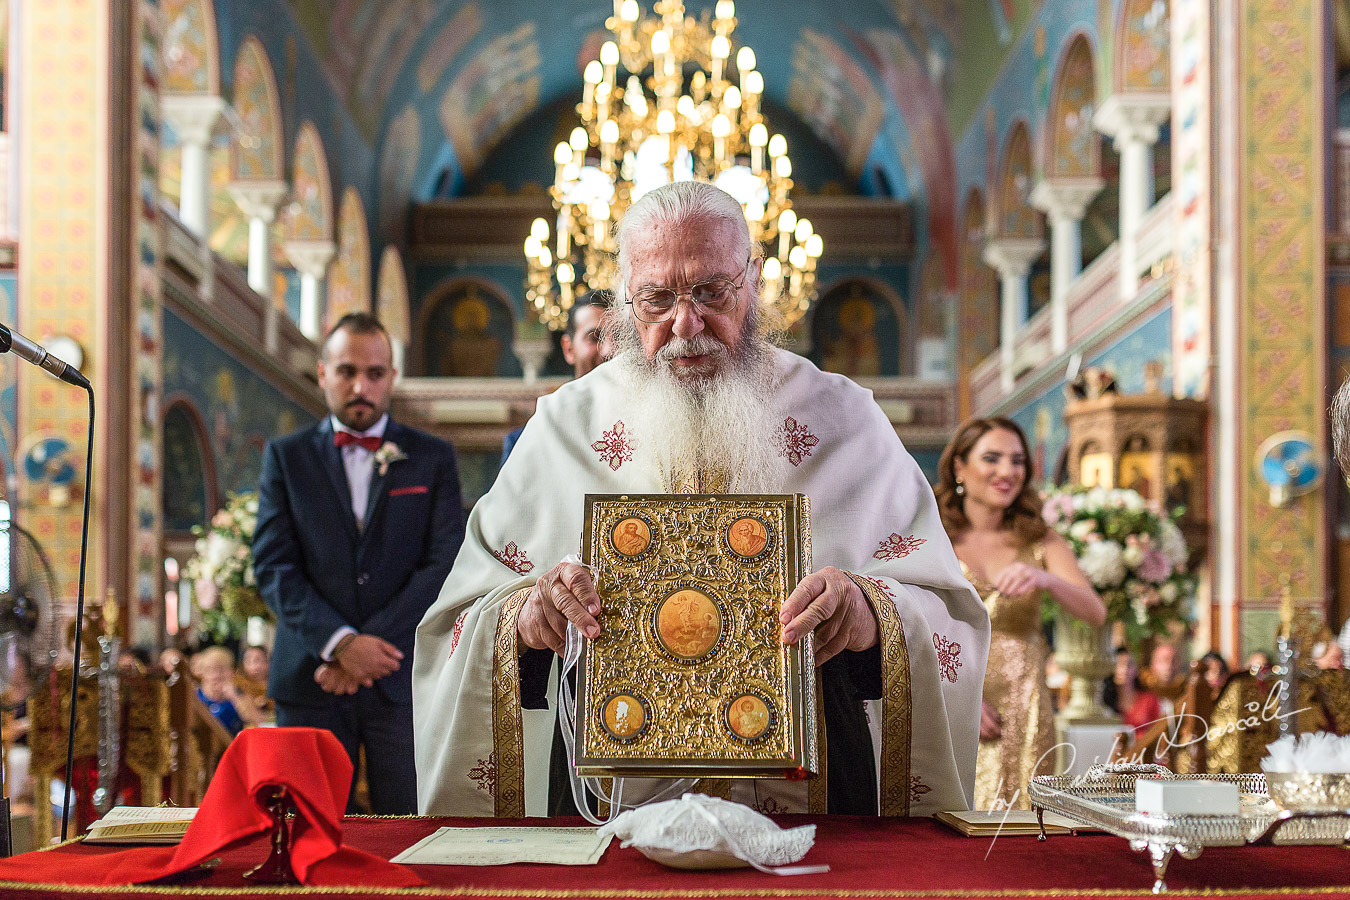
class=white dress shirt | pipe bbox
[322,413,388,661]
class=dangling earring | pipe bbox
[955,479,965,497]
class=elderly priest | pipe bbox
[414,181,989,818]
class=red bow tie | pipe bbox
[334,431,382,452]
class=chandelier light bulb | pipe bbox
[554,142,572,165]
[592,200,611,221]
[621,0,640,21]
[557,261,575,284]
[600,119,620,145]
[789,245,807,268]
[524,235,542,258]
[711,35,731,59]
[794,218,813,241]
[716,0,735,20]
[677,94,695,118]
[774,155,792,177]
[584,60,604,84]
[763,256,781,280]
[749,122,768,147]
[806,234,824,257]
[651,29,670,56]
[600,41,620,66]
[736,46,756,72]
[778,209,797,233]
[768,133,787,157]
[746,199,765,221]
[745,71,764,94]
[711,113,731,138]
[538,247,552,267]
[657,109,676,133]
[531,217,550,241]
[724,86,742,110]
[570,127,589,151]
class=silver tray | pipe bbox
[1028,764,1350,893]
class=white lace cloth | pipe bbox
[597,794,817,869]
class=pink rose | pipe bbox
[1137,548,1172,583]
[195,578,218,610]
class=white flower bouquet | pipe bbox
[184,491,270,642]
[1042,486,1194,647]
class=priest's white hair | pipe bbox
[1333,375,1350,476]
[609,181,788,493]
[615,180,757,297]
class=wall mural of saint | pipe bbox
[420,282,521,377]
[811,280,902,377]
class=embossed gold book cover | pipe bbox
[576,493,818,778]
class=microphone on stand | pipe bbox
[0,322,94,843]
[0,324,90,389]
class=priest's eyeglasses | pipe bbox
[626,256,752,323]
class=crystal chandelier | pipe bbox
[523,0,823,331]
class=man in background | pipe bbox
[254,312,465,813]
[501,291,613,463]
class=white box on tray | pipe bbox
[1135,778,1240,816]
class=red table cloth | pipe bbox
[0,814,1347,899]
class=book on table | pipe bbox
[83,806,197,844]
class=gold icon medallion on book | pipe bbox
[576,493,818,778]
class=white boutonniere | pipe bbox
[374,441,407,476]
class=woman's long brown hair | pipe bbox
[935,416,1047,544]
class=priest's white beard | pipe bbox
[612,313,788,494]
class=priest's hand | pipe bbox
[335,633,402,686]
[518,561,602,655]
[781,566,879,666]
[315,662,361,695]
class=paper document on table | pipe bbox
[84,806,198,844]
[392,826,613,866]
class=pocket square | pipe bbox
[389,485,429,497]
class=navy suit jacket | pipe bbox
[253,417,465,708]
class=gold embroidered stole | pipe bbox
[491,588,531,816]
[847,573,913,815]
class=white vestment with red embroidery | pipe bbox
[413,348,989,816]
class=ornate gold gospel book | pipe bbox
[575,493,818,779]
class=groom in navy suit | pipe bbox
[254,312,465,813]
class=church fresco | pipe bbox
[959,189,999,366]
[378,105,421,239]
[376,246,411,345]
[788,28,885,179]
[418,281,521,378]
[231,37,283,182]
[438,22,542,179]
[1048,35,1098,178]
[162,401,213,534]
[162,0,215,93]
[326,187,371,326]
[809,280,904,378]
[998,122,1040,238]
[416,2,483,93]
[162,308,311,504]
[1120,0,1169,91]
[865,28,960,288]
[289,122,333,241]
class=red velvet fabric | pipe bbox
[0,815,1346,898]
[0,727,423,888]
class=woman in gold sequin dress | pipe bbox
[937,418,1105,810]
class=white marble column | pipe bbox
[1030,178,1105,352]
[227,180,288,294]
[983,237,1046,393]
[162,95,227,239]
[284,239,336,340]
[512,338,551,384]
[1094,94,1170,300]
